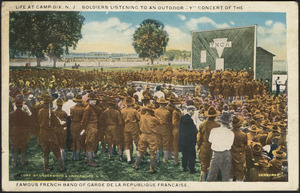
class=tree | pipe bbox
[132,19,169,65]
[10,12,85,67]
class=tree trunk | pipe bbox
[37,58,42,67]
[53,57,57,68]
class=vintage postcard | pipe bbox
[1,1,299,191]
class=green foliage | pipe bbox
[165,50,191,61]
[132,19,169,64]
[9,12,85,67]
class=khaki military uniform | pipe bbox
[54,109,68,149]
[81,105,98,152]
[138,114,160,159]
[38,106,61,158]
[231,128,248,180]
[9,109,30,153]
[102,106,123,148]
[171,108,181,152]
[154,106,172,151]
[197,119,220,172]
[70,104,85,151]
[121,107,140,150]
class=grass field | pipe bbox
[9,137,204,181]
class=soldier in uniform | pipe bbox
[54,98,68,162]
[269,146,287,181]
[9,99,31,167]
[142,84,152,100]
[197,106,220,181]
[70,95,85,161]
[38,95,65,173]
[121,97,141,164]
[80,93,100,167]
[102,98,124,161]
[171,98,182,166]
[230,116,248,181]
[132,103,161,174]
[154,97,172,164]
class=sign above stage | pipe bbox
[209,38,232,58]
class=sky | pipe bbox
[73,12,286,61]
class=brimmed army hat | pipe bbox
[56,98,64,106]
[43,95,53,104]
[232,116,243,127]
[272,146,287,159]
[73,94,83,102]
[124,97,135,106]
[156,97,169,104]
[249,125,259,133]
[251,142,263,154]
[204,106,220,117]
[145,103,156,112]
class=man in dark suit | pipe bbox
[179,105,198,174]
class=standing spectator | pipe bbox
[38,95,65,173]
[197,106,220,181]
[179,105,198,174]
[207,111,234,181]
[9,99,31,167]
[230,116,248,181]
[275,77,280,97]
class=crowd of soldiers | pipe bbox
[10,66,270,97]
[9,67,287,181]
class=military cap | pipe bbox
[56,98,64,106]
[43,95,53,104]
[124,97,135,106]
[232,116,243,128]
[251,142,263,154]
[167,85,173,90]
[156,97,169,104]
[145,85,150,89]
[204,106,220,117]
[73,95,82,102]
[144,103,156,112]
[272,146,287,159]
[249,125,259,133]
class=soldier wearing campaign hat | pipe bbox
[102,97,124,161]
[121,97,141,164]
[154,97,172,164]
[70,94,85,161]
[9,99,31,167]
[133,103,161,174]
[80,93,100,167]
[54,98,68,162]
[170,97,182,166]
[197,106,221,181]
[230,116,248,181]
[38,95,65,173]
